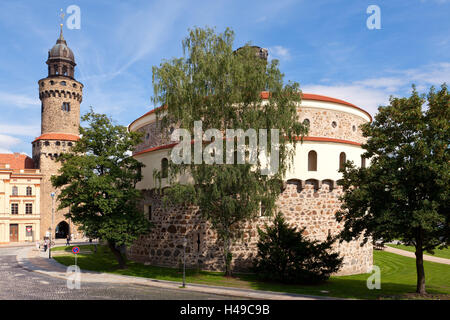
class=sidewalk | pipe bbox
[384,246,450,265]
[16,247,339,300]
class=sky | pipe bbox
[0,0,449,156]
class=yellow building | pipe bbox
[0,153,42,243]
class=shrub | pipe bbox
[253,213,343,284]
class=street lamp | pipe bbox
[49,192,55,259]
[182,237,187,288]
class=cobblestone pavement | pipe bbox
[0,247,241,300]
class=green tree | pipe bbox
[336,85,449,295]
[152,27,307,276]
[52,110,152,269]
[253,213,343,284]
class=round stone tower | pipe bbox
[32,25,83,240]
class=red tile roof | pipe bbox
[32,133,80,143]
[0,153,35,169]
[130,92,372,130]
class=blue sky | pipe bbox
[0,0,449,155]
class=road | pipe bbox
[0,246,241,300]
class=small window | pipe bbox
[308,150,317,171]
[73,83,77,88]
[60,81,67,86]
[12,186,18,196]
[26,186,32,196]
[50,80,55,85]
[62,102,70,112]
[303,118,310,127]
[68,142,73,147]
[361,155,366,168]
[332,121,337,128]
[11,203,18,214]
[25,203,33,214]
[352,125,356,132]
[145,205,152,220]
[259,203,268,217]
[44,141,50,146]
[339,152,347,170]
[161,158,169,178]
[56,141,61,146]
[146,133,150,140]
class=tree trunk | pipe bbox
[224,236,232,277]
[415,235,426,295]
[108,241,126,269]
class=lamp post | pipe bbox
[49,192,55,259]
[182,237,187,288]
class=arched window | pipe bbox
[308,150,317,171]
[161,158,169,178]
[361,155,366,168]
[12,186,18,196]
[339,152,347,170]
[26,186,32,196]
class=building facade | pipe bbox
[127,89,374,275]
[0,154,41,243]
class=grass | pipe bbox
[386,244,450,260]
[53,245,450,300]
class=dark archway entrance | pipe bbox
[55,221,70,239]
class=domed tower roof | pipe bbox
[47,25,75,64]
[46,25,76,78]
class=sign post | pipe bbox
[72,246,80,266]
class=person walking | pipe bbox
[66,234,71,246]
[43,238,48,252]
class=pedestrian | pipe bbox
[43,238,48,252]
[66,234,70,246]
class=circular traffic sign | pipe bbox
[72,247,80,254]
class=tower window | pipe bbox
[62,102,71,112]
[56,141,61,146]
[361,155,366,168]
[303,118,310,127]
[332,121,337,128]
[308,150,317,171]
[161,158,169,178]
[60,81,67,86]
[68,142,73,147]
[339,152,347,170]
[44,141,50,146]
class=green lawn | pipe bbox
[386,244,450,260]
[53,245,450,299]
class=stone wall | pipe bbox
[297,107,368,144]
[134,120,172,154]
[128,181,373,276]
[38,76,83,135]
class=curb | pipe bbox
[15,247,340,300]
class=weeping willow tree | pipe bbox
[152,27,308,276]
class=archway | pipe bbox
[55,221,70,239]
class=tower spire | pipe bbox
[58,9,65,43]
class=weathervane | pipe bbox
[59,8,65,30]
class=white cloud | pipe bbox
[0,134,21,153]
[269,46,291,61]
[302,62,450,116]
[0,123,40,137]
[0,92,39,109]
[301,84,389,115]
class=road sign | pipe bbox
[72,247,80,254]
